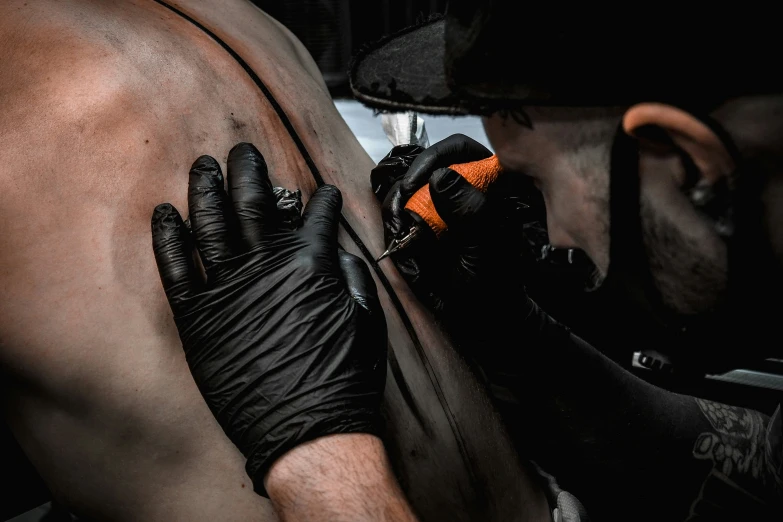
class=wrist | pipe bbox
[265,434,418,522]
[242,401,382,495]
[265,434,379,493]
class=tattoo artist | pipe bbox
[351,2,783,521]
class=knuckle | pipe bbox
[292,249,326,276]
[342,254,367,274]
[318,184,341,199]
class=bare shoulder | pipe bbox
[0,1,183,182]
[0,0,339,186]
[0,0,314,363]
[0,2,113,144]
[165,0,329,92]
[254,4,329,91]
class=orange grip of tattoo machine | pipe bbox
[404,154,503,237]
[377,155,503,261]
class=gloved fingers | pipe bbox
[151,203,200,313]
[370,144,426,204]
[381,180,414,241]
[338,250,382,316]
[188,155,239,271]
[227,143,278,249]
[429,167,490,232]
[400,134,492,195]
[385,134,491,237]
[302,184,342,246]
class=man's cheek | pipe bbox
[552,189,609,273]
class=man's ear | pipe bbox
[622,103,734,184]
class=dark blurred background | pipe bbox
[251,0,448,96]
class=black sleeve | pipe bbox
[480,300,783,521]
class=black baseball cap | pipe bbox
[350,1,782,116]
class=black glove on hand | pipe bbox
[380,134,494,242]
[151,143,387,494]
[375,135,538,369]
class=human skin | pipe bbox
[266,435,420,522]
[482,100,783,316]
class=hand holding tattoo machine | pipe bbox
[375,113,504,261]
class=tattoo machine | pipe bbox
[377,112,503,261]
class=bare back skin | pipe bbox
[0,1,548,520]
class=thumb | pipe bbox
[337,251,382,316]
[429,167,489,233]
[337,251,388,351]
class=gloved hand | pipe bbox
[375,135,539,368]
[379,134,495,242]
[151,143,387,495]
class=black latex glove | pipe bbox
[380,134,494,242]
[423,168,537,368]
[370,143,426,204]
[151,143,387,495]
[375,135,541,369]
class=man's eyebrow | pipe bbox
[495,108,533,129]
[510,109,533,129]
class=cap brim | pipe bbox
[349,17,472,116]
